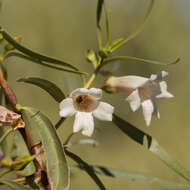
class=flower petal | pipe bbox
[73,112,94,136]
[156,81,174,98]
[105,76,148,93]
[126,89,141,112]
[70,88,89,97]
[150,71,168,81]
[89,88,102,99]
[59,98,76,117]
[93,102,114,121]
[152,100,160,119]
[141,99,154,126]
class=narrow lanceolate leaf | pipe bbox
[96,0,104,49]
[75,165,190,189]
[111,0,155,52]
[65,149,106,190]
[110,38,124,51]
[104,5,110,48]
[102,56,180,68]
[23,107,69,190]
[18,77,65,103]
[112,114,190,183]
[5,52,86,75]
[0,179,33,190]
[97,0,104,28]
[0,29,79,71]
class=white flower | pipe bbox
[105,71,173,126]
[59,88,114,136]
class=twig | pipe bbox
[0,70,17,111]
[0,69,50,190]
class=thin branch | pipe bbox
[0,70,17,111]
[0,68,50,190]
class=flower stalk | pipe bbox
[83,73,96,89]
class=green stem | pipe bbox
[83,57,104,89]
[0,128,13,145]
[83,73,96,89]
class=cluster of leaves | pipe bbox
[0,0,188,190]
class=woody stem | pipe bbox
[0,69,50,189]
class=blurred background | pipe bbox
[0,0,190,189]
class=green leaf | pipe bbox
[0,128,13,145]
[0,127,14,163]
[0,179,33,190]
[14,131,35,176]
[0,29,79,71]
[18,77,65,103]
[65,149,106,190]
[111,0,155,52]
[23,107,69,190]
[55,118,66,130]
[75,165,190,189]
[5,52,87,75]
[112,114,190,183]
[104,5,110,48]
[4,36,21,53]
[110,38,124,51]
[97,0,104,29]
[15,109,38,176]
[21,109,39,142]
[96,0,104,49]
[102,56,180,67]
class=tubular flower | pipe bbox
[105,71,173,126]
[59,88,114,136]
